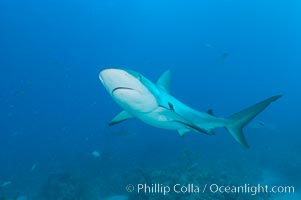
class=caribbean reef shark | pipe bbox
[99,68,282,148]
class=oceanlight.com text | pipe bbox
[208,183,294,196]
[125,183,295,196]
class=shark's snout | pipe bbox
[99,68,130,93]
[99,68,158,113]
[99,68,121,84]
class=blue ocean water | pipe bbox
[0,0,300,199]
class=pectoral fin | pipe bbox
[109,110,133,126]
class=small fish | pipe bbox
[1,181,12,187]
[91,151,101,158]
[221,52,229,60]
[16,196,28,200]
[104,195,128,200]
[205,43,213,48]
[30,163,38,172]
[257,120,265,127]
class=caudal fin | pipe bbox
[225,95,282,148]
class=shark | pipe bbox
[99,68,282,148]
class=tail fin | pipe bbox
[225,95,282,148]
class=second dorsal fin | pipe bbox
[207,109,215,116]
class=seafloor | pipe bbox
[0,142,300,200]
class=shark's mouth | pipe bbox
[111,87,135,94]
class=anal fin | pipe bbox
[178,129,190,137]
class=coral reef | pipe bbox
[125,151,272,200]
[38,172,94,200]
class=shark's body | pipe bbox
[99,68,282,148]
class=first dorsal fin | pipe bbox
[157,70,171,93]
[109,110,133,126]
